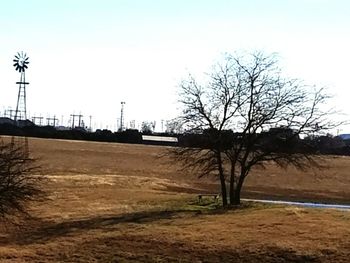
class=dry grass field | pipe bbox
[0,136,349,262]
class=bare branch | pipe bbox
[171,50,343,206]
[0,139,45,220]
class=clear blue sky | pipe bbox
[1,0,349,131]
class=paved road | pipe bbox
[243,198,350,210]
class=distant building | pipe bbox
[55,126,71,131]
[338,134,350,140]
[142,135,178,146]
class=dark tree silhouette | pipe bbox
[141,121,154,134]
[0,139,43,219]
[172,51,340,207]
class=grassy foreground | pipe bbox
[0,137,349,262]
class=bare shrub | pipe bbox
[0,139,44,219]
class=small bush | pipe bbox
[0,139,44,219]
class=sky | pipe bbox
[0,0,349,132]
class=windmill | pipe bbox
[12,52,30,155]
[13,51,30,122]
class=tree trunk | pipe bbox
[232,186,241,205]
[229,162,235,205]
[216,152,227,207]
[219,173,227,207]
[231,174,245,205]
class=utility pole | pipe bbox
[46,116,58,126]
[78,114,83,128]
[71,114,75,128]
[70,114,83,129]
[6,109,17,119]
[32,116,44,126]
[120,101,125,131]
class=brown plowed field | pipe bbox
[0,137,349,262]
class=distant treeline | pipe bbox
[0,123,143,144]
[0,123,350,155]
[177,128,350,156]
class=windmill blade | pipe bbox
[13,51,30,72]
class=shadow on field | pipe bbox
[1,205,338,262]
[65,234,323,263]
[6,208,227,246]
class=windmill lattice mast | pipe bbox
[13,51,30,122]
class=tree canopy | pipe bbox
[172,51,340,206]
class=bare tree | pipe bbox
[0,139,43,219]
[173,59,245,206]
[141,121,156,134]
[172,51,340,207]
[165,119,184,134]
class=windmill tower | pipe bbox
[13,51,30,123]
[12,51,30,154]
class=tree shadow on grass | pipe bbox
[62,234,323,263]
[1,202,336,262]
[5,203,230,246]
